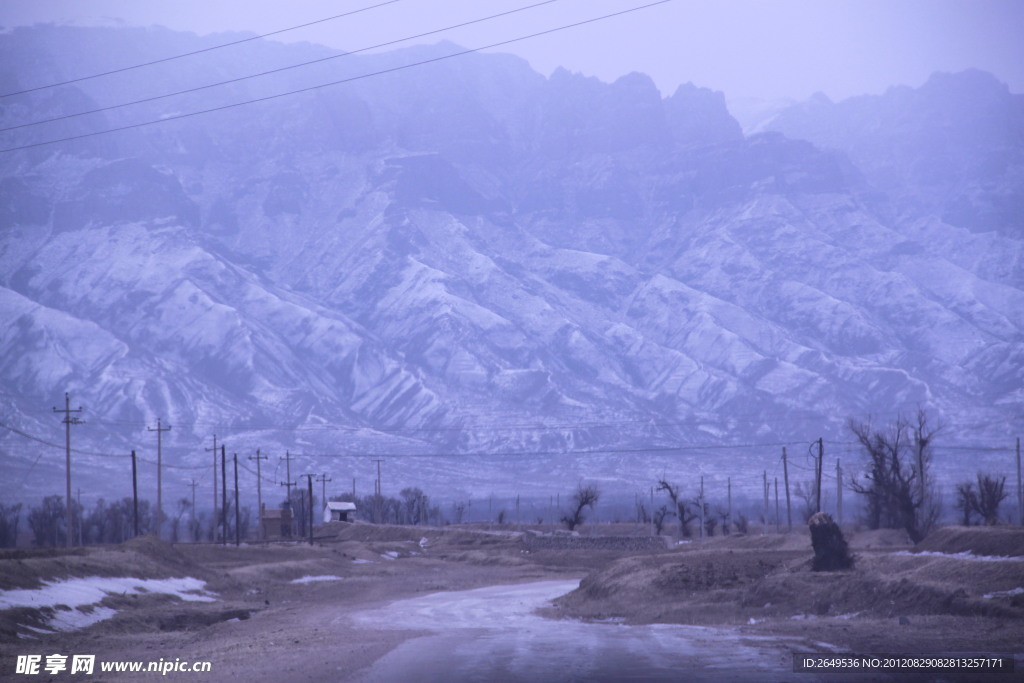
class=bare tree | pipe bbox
[452,501,466,524]
[171,497,191,543]
[793,481,828,523]
[703,509,717,537]
[955,481,977,526]
[635,498,650,524]
[716,506,731,536]
[848,410,940,543]
[189,511,205,542]
[653,505,670,535]
[28,495,81,547]
[400,487,429,525]
[561,483,600,531]
[0,503,22,547]
[973,473,1008,526]
[656,478,698,537]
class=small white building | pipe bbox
[324,501,357,523]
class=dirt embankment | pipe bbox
[551,526,1024,655]
[3,523,1023,678]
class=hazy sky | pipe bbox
[2,0,1022,102]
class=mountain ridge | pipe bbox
[0,25,1021,506]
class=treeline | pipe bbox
[0,496,150,547]
[0,494,256,547]
[1,485,440,547]
[4,412,1017,547]
[638,411,1017,542]
[331,487,439,526]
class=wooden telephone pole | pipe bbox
[249,449,268,539]
[205,435,219,526]
[148,418,172,538]
[280,451,296,537]
[53,393,84,548]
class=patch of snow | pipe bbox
[50,606,118,631]
[0,576,216,611]
[290,575,343,584]
[419,537,429,548]
[380,551,399,560]
[982,587,1024,599]
[0,576,215,633]
[892,550,1024,562]
[352,558,374,564]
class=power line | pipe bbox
[0,0,673,154]
[275,441,807,460]
[0,419,208,468]
[4,415,1016,463]
[0,0,406,99]
[1,0,564,134]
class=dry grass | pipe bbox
[548,526,1024,654]
[3,523,1022,661]
[914,525,1024,557]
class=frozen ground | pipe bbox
[0,576,215,633]
[2,525,1021,682]
[347,580,828,682]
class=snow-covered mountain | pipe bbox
[764,70,1024,239]
[1,26,1021,506]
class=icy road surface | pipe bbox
[346,580,827,682]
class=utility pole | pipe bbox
[280,451,296,498]
[815,438,824,515]
[836,458,843,527]
[699,475,705,541]
[148,418,172,539]
[280,451,296,537]
[783,447,792,532]
[301,474,315,545]
[76,488,83,545]
[649,487,654,537]
[762,470,769,536]
[774,477,780,533]
[317,473,332,507]
[727,477,732,531]
[54,392,84,548]
[221,445,227,546]
[205,435,218,525]
[249,449,268,540]
[916,429,926,506]
[131,450,139,538]
[372,459,384,523]
[188,479,199,540]
[1016,437,1021,526]
[233,453,240,546]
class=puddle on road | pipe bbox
[347,580,830,682]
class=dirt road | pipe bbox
[3,524,1022,682]
[346,580,826,682]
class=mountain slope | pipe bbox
[0,26,1021,504]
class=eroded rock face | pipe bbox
[1,25,1021,502]
[809,512,854,571]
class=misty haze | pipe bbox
[0,2,1022,681]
